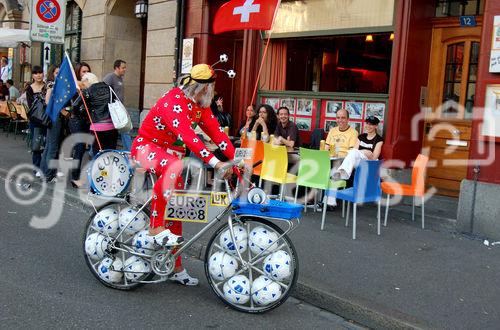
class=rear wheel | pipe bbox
[83,201,154,290]
[204,217,299,313]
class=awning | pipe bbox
[0,28,30,48]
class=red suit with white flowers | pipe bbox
[131,88,235,265]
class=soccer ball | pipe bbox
[223,275,250,305]
[227,70,236,78]
[92,206,119,236]
[248,226,279,255]
[132,230,155,256]
[97,257,123,283]
[219,225,247,256]
[123,256,151,281]
[219,54,228,63]
[263,250,291,281]
[251,275,282,306]
[118,207,148,235]
[85,232,111,261]
[208,251,238,281]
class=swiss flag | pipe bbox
[213,0,280,34]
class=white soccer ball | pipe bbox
[227,70,236,78]
[263,250,291,281]
[132,230,155,256]
[97,257,123,283]
[219,54,228,63]
[251,275,282,306]
[85,232,111,261]
[124,256,151,281]
[219,225,247,256]
[118,207,148,235]
[223,275,250,305]
[249,226,279,255]
[208,251,238,281]
[92,206,119,236]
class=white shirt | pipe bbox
[1,66,8,82]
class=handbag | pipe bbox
[27,96,52,128]
[108,87,132,133]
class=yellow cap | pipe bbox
[182,64,216,86]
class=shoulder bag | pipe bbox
[27,95,52,128]
[108,87,132,133]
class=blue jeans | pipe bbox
[120,132,132,151]
[41,116,62,179]
[67,116,87,180]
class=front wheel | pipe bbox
[204,217,299,313]
[83,201,154,290]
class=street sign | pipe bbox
[30,0,66,44]
[459,16,476,27]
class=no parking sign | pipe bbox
[30,0,66,44]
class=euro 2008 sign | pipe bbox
[30,0,67,44]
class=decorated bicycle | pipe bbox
[82,57,302,313]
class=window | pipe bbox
[64,1,82,63]
[441,40,479,118]
[284,33,393,94]
[435,0,484,17]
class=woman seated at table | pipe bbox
[250,104,277,142]
[238,104,257,137]
[332,116,384,180]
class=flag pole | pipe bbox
[250,0,281,106]
[65,51,103,151]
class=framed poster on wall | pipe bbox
[345,101,363,119]
[280,98,295,114]
[296,99,313,116]
[325,101,343,118]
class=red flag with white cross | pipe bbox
[213,0,280,34]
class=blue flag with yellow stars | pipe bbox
[45,55,78,123]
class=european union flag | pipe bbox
[45,55,78,123]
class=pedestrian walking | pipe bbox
[103,59,131,151]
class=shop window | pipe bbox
[435,0,484,17]
[269,33,392,94]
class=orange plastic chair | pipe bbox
[240,138,264,176]
[380,154,429,229]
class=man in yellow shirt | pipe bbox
[325,109,358,157]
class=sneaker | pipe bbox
[56,171,65,178]
[149,229,184,247]
[35,171,41,178]
[169,269,199,286]
[46,177,58,184]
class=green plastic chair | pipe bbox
[293,148,346,227]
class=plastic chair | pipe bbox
[6,101,27,138]
[293,148,346,222]
[381,154,429,229]
[259,143,296,200]
[241,138,264,176]
[336,160,382,239]
[294,148,330,213]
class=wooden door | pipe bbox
[424,20,481,196]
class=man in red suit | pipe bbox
[131,64,235,285]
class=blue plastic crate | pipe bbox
[231,198,303,220]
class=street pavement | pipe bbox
[1,135,500,329]
[0,136,362,329]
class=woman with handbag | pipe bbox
[67,62,91,185]
[71,72,118,188]
[26,66,47,177]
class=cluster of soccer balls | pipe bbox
[85,206,153,284]
[208,225,292,306]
